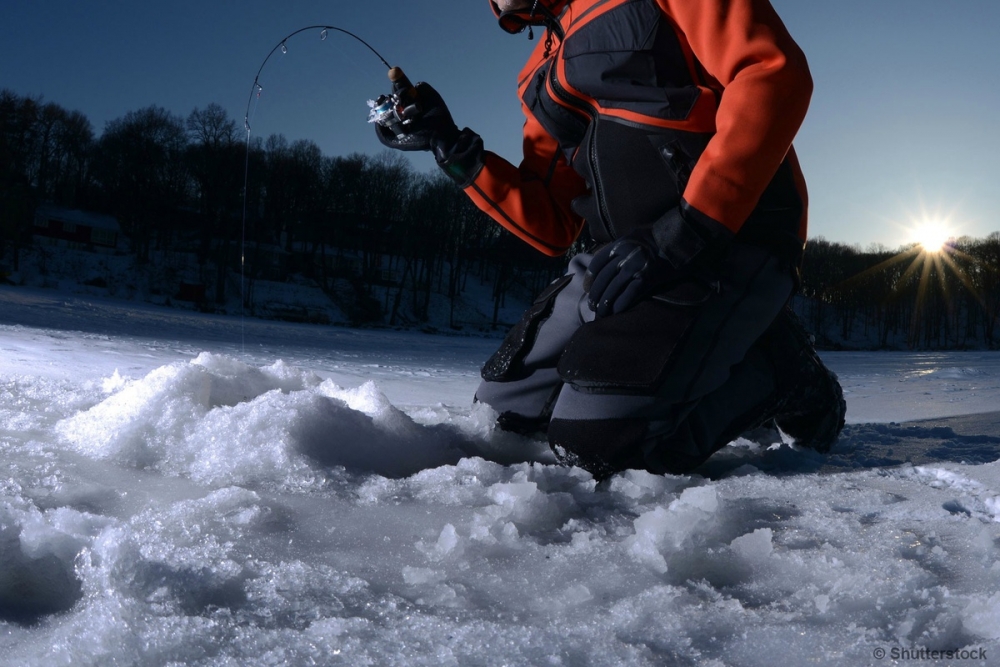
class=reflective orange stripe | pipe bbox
[547,0,721,133]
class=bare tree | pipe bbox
[92,106,189,262]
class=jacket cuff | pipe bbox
[433,128,485,188]
[651,201,734,269]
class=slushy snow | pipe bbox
[1,286,999,666]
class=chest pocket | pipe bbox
[561,0,701,121]
[522,60,589,157]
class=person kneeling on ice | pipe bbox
[374,0,846,479]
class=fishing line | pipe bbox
[239,25,392,355]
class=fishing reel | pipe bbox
[367,67,422,138]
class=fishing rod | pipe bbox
[243,25,391,136]
[239,25,420,354]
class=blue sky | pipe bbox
[3,0,998,249]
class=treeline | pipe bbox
[3,90,999,346]
[800,236,1000,349]
[0,90,569,326]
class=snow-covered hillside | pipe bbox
[3,243,539,334]
[1,285,998,666]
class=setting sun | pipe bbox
[912,220,953,253]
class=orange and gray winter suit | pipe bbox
[454,0,815,476]
[454,0,812,260]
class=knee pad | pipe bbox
[557,297,700,393]
[481,275,573,382]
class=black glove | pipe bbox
[375,82,457,152]
[374,82,484,187]
[584,206,733,317]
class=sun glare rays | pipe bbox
[881,195,968,254]
[827,208,988,346]
[912,220,952,253]
[898,216,971,305]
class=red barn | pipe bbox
[33,205,121,251]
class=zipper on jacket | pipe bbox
[546,56,616,239]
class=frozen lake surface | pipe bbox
[1,286,998,666]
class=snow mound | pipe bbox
[55,353,492,484]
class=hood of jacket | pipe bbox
[489,0,570,34]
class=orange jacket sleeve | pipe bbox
[462,104,587,257]
[658,0,813,232]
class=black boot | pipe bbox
[761,306,846,453]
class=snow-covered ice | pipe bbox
[1,285,999,666]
